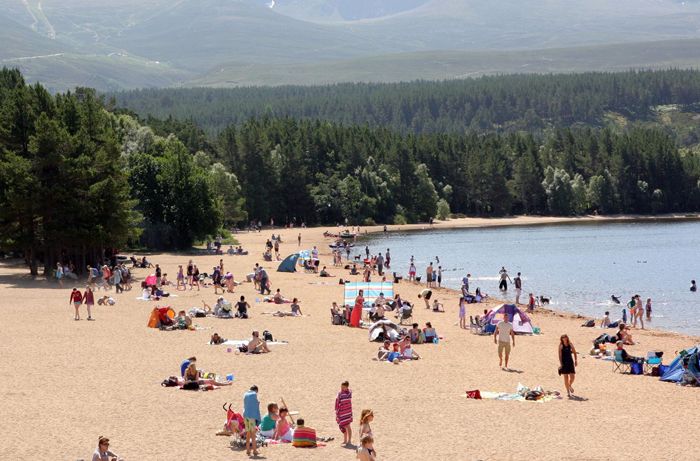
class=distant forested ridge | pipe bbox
[113,69,700,135]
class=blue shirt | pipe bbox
[243,390,261,422]
[180,359,190,377]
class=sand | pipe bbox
[1,216,699,460]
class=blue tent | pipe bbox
[661,346,700,383]
[277,254,299,272]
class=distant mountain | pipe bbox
[3,0,700,90]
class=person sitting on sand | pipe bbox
[621,325,635,345]
[210,333,226,345]
[92,436,122,461]
[616,341,644,364]
[273,289,285,304]
[319,266,333,277]
[408,323,424,344]
[174,310,192,330]
[600,311,611,328]
[97,295,116,306]
[403,343,420,360]
[432,299,444,312]
[349,264,359,276]
[236,295,250,319]
[423,322,437,343]
[273,408,294,442]
[248,331,271,353]
[290,298,302,316]
[213,297,233,318]
[377,341,391,360]
[369,303,385,322]
[259,403,279,438]
[227,245,235,255]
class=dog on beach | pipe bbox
[538,296,550,305]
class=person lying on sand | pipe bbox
[184,362,232,386]
[248,331,271,353]
[210,333,226,345]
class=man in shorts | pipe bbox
[418,288,432,309]
[494,314,515,370]
[243,385,261,456]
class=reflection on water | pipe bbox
[363,221,700,335]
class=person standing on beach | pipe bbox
[459,296,467,329]
[243,385,261,457]
[376,252,384,276]
[350,290,364,327]
[645,298,652,321]
[298,233,301,247]
[385,249,390,269]
[69,287,83,321]
[498,267,511,291]
[514,272,522,304]
[494,314,515,370]
[558,334,578,397]
[83,286,95,321]
[634,295,644,329]
[335,381,353,445]
[418,288,433,309]
[426,262,434,288]
[409,262,417,282]
[259,268,270,295]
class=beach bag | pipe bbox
[651,366,661,377]
[161,376,179,387]
[581,319,595,327]
[238,345,248,353]
[631,362,643,375]
[263,330,273,341]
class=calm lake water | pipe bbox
[363,221,700,336]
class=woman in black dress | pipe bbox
[559,334,578,397]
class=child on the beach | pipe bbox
[359,409,374,439]
[335,381,353,445]
[459,296,467,329]
[357,435,376,461]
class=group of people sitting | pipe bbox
[374,322,440,363]
[202,295,251,319]
[593,323,636,349]
[226,245,248,255]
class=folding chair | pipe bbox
[612,350,631,373]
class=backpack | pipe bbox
[581,319,595,328]
[263,330,273,341]
[161,376,179,387]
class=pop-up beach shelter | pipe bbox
[661,345,700,383]
[277,254,299,272]
[484,304,534,334]
[343,281,394,307]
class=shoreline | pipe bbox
[343,214,700,341]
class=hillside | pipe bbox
[191,39,700,87]
[3,0,700,90]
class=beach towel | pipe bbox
[292,427,317,447]
[335,389,353,432]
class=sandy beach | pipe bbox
[1,216,699,460]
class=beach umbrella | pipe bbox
[368,319,399,341]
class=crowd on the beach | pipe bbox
[53,224,698,460]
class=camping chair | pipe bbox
[613,350,631,373]
[644,352,662,374]
[331,308,346,326]
[393,272,403,283]
[398,306,413,325]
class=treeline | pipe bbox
[112,69,700,135]
[206,117,700,224]
[0,69,245,274]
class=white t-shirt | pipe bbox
[496,321,513,343]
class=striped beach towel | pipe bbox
[292,426,317,447]
[335,389,353,432]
